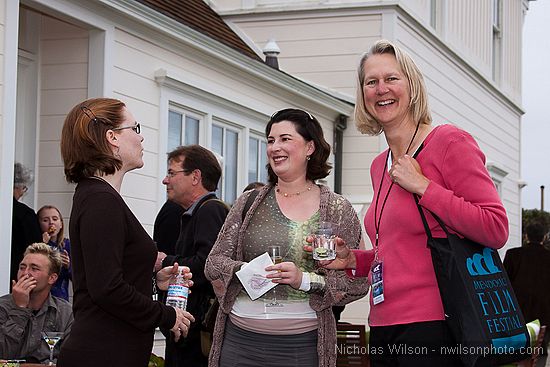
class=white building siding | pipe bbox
[224,13,382,96]
[501,0,523,101]
[36,15,88,227]
[396,22,521,252]
[0,0,5,130]
[0,0,8,290]
[445,0,492,73]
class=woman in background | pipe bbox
[38,205,71,301]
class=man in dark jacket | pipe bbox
[156,145,228,367]
[504,222,550,367]
[154,200,184,257]
[11,163,42,287]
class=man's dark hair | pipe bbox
[167,145,222,192]
[524,222,547,245]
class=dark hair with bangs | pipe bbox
[265,108,331,185]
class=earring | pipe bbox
[306,155,311,161]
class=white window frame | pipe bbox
[492,0,502,83]
[487,161,508,197]
[155,69,268,206]
[248,131,268,185]
[211,119,242,203]
[167,105,203,151]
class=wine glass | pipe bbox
[266,245,282,307]
[41,331,63,366]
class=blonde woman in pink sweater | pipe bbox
[320,40,508,366]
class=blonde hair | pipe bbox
[354,39,432,135]
[23,243,62,275]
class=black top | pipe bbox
[57,178,176,367]
[504,243,550,326]
[153,200,184,255]
[10,197,42,285]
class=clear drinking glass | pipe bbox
[312,221,337,261]
[266,245,282,307]
[41,331,63,366]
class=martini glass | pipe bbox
[41,331,63,366]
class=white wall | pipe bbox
[0,0,20,295]
[396,20,522,252]
[36,14,88,224]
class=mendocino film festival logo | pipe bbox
[467,247,526,349]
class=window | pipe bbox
[492,0,502,83]
[487,161,508,197]
[168,109,200,152]
[157,70,267,206]
[211,123,240,203]
[248,135,268,185]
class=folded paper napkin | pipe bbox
[236,252,278,300]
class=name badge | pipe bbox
[371,260,384,305]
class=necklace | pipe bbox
[275,183,312,197]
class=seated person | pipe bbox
[0,243,73,363]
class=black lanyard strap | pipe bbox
[373,123,422,255]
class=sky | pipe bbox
[521,0,550,210]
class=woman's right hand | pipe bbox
[305,237,357,270]
[170,308,195,342]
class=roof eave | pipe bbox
[100,0,354,116]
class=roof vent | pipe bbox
[263,38,281,69]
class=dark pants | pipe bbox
[164,326,207,367]
[369,320,460,367]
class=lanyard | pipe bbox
[373,123,421,259]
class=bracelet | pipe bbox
[299,272,311,291]
[306,272,326,294]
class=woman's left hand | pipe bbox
[156,263,194,291]
[265,262,303,289]
[389,154,430,195]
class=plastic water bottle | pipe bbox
[166,267,189,310]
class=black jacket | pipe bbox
[162,193,229,323]
[504,243,550,326]
[11,197,41,284]
[153,200,185,255]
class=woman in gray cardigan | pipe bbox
[205,109,369,367]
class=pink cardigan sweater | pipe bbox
[354,124,508,327]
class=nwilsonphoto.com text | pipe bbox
[336,344,544,357]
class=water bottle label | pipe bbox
[167,284,189,300]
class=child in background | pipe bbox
[38,205,71,301]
